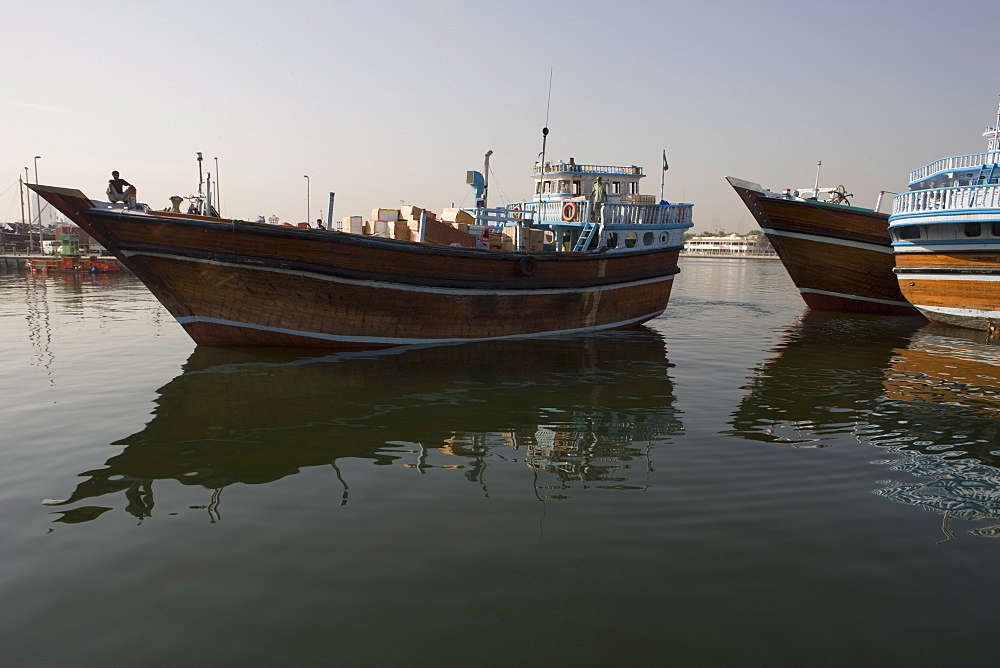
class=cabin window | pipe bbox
[573,180,581,195]
[542,181,551,193]
[629,182,639,195]
[897,225,921,240]
[964,222,982,237]
[643,232,654,246]
[958,180,971,187]
[606,233,619,249]
[992,222,1000,236]
[625,232,637,248]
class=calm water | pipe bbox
[3,258,1000,665]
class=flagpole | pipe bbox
[660,150,667,202]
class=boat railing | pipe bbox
[891,184,1000,216]
[472,207,534,230]
[532,163,644,177]
[908,151,1000,183]
[515,201,693,227]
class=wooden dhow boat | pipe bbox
[30,158,692,349]
[727,176,916,315]
[889,101,1000,331]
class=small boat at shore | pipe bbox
[30,157,692,349]
[889,101,1000,332]
[727,176,917,315]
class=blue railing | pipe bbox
[908,151,1000,184]
[533,163,644,177]
[891,184,1000,217]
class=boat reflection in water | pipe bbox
[730,312,1000,538]
[48,331,681,522]
[862,325,1000,539]
[727,310,922,447]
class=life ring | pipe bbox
[517,255,538,277]
[561,201,577,222]
[510,203,522,220]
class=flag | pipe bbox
[662,150,669,172]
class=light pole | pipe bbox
[304,175,310,224]
[33,156,41,249]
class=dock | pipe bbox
[0,253,126,273]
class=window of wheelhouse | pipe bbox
[964,222,982,237]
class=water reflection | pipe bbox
[49,331,681,522]
[861,326,1000,539]
[727,311,922,446]
[730,314,1000,538]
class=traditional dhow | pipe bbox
[30,162,692,349]
[889,104,1000,331]
[727,176,916,314]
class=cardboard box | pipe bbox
[370,208,400,222]
[401,205,423,220]
[441,208,475,224]
[392,221,412,241]
[340,216,364,234]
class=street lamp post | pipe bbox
[33,156,41,251]
[304,175,310,225]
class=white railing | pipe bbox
[908,151,1000,183]
[509,201,692,227]
[533,163,644,177]
[891,184,1000,215]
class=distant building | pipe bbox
[682,233,777,258]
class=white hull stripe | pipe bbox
[122,250,675,296]
[899,272,1000,282]
[799,287,912,307]
[762,228,893,254]
[175,311,666,345]
[913,305,1000,320]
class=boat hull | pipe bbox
[728,179,917,315]
[32,185,681,349]
[894,251,1000,331]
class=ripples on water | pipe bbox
[5,261,1000,665]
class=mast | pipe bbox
[992,95,1000,152]
[813,161,822,197]
[539,69,553,188]
[24,167,33,251]
[19,175,26,234]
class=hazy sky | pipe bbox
[3,0,999,233]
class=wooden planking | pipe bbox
[144,255,674,344]
[895,251,1000,270]
[766,233,913,309]
[90,211,680,287]
[897,276,1000,311]
[732,185,891,245]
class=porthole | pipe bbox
[643,232,654,246]
[897,225,921,240]
[625,232,637,249]
[964,222,982,238]
[992,222,1000,237]
[660,234,668,243]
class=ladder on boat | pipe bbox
[976,163,998,184]
[573,222,600,251]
